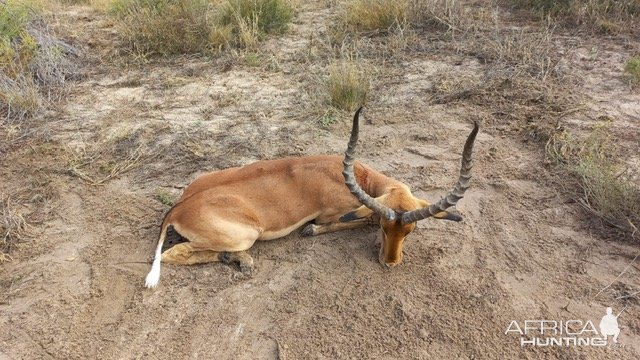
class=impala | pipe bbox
[145,107,479,288]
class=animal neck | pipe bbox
[354,161,405,198]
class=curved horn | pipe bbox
[401,121,479,224]
[343,107,397,222]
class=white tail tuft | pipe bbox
[145,256,161,288]
[145,228,167,288]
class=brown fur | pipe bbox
[158,155,450,267]
[145,111,476,290]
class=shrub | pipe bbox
[0,0,74,122]
[408,0,476,32]
[547,122,640,238]
[218,0,293,35]
[344,0,408,32]
[624,56,640,85]
[109,0,294,56]
[326,61,369,111]
[109,0,214,55]
[219,0,294,48]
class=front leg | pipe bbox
[300,218,371,237]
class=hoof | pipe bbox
[237,254,254,274]
[239,262,254,274]
[220,251,254,274]
[300,224,317,237]
[219,252,233,264]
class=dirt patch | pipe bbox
[1,2,639,359]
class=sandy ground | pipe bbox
[1,3,639,359]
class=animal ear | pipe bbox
[339,205,373,222]
[416,198,463,222]
[434,210,463,222]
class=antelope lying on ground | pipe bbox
[145,107,479,288]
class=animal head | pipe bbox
[342,107,479,267]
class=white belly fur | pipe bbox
[258,212,320,241]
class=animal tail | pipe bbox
[145,221,170,288]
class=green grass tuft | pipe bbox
[155,189,176,206]
[326,61,369,112]
[218,0,293,35]
[624,56,640,85]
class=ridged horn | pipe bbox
[343,107,397,222]
[401,121,479,224]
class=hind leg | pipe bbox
[161,243,254,273]
[161,202,261,272]
[161,243,221,265]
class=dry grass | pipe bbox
[57,0,92,4]
[109,0,215,56]
[332,1,579,142]
[344,0,408,33]
[341,0,486,34]
[66,126,158,185]
[429,23,579,141]
[218,0,294,34]
[433,74,578,140]
[326,61,369,111]
[0,76,42,120]
[547,121,640,239]
[64,120,224,186]
[109,0,294,56]
[508,0,640,34]
[406,1,640,242]
[408,0,488,33]
[0,0,77,123]
[0,196,31,262]
[479,27,561,80]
